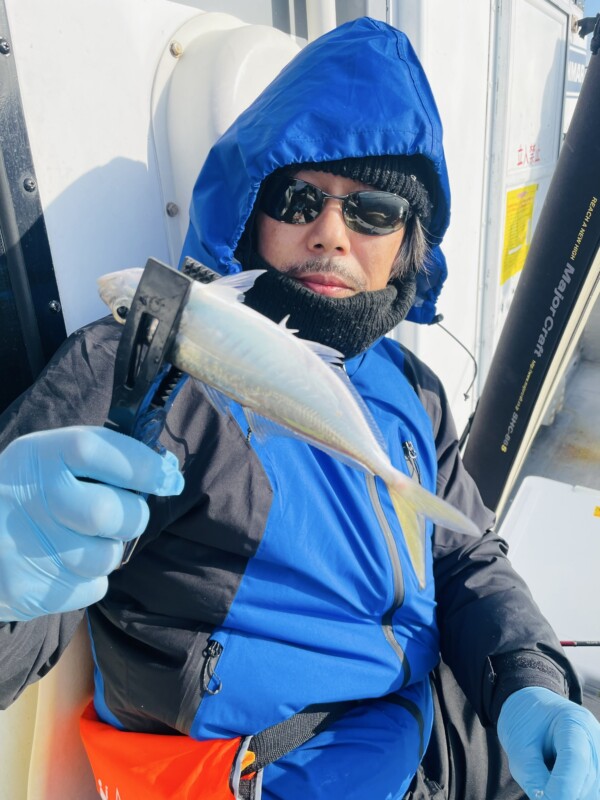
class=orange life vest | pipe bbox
[80,700,352,799]
[80,702,256,800]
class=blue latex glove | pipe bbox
[0,426,184,621]
[498,686,600,799]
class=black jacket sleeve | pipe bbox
[401,347,582,726]
[0,613,85,709]
[0,317,119,708]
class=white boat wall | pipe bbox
[0,1,597,798]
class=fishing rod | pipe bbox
[462,18,600,516]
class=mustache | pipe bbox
[283,259,367,292]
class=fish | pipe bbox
[98,263,479,587]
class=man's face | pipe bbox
[255,169,406,298]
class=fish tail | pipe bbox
[386,472,480,588]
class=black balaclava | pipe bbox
[239,155,433,360]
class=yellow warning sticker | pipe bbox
[594,506,600,518]
[501,184,538,285]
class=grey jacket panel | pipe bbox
[401,347,580,725]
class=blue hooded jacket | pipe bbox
[181,16,451,324]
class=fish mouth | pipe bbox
[113,301,130,321]
[97,268,143,323]
[100,293,132,322]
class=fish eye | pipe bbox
[116,305,129,320]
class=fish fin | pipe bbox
[309,442,374,473]
[243,408,291,442]
[204,269,266,302]
[387,483,427,589]
[181,257,221,284]
[194,379,232,416]
[298,339,344,366]
[275,317,341,362]
[243,406,374,472]
[386,471,480,588]
[331,367,388,454]
[278,315,299,335]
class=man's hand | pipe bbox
[0,426,184,621]
[498,686,600,799]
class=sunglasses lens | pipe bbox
[260,178,323,224]
[344,192,410,235]
[259,177,411,235]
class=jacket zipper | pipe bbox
[200,640,224,695]
[402,440,421,483]
[366,474,411,685]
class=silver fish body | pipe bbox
[98,265,479,586]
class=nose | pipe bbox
[307,198,351,256]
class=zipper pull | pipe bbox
[402,440,421,483]
[201,640,223,695]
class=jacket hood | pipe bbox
[180,16,451,324]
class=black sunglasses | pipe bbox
[259,175,412,236]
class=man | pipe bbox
[0,17,598,800]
